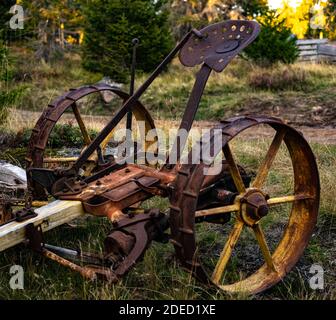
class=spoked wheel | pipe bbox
[169,115,320,294]
[26,84,157,200]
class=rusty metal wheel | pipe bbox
[169,115,320,294]
[26,84,156,200]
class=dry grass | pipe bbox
[0,124,335,300]
[3,45,336,128]
[1,48,336,300]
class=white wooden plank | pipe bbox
[297,44,317,50]
[299,50,318,56]
[296,39,328,45]
[318,45,336,56]
[0,200,85,252]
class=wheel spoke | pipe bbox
[211,219,244,284]
[252,129,287,189]
[44,157,78,164]
[267,194,312,206]
[252,224,276,272]
[101,130,117,150]
[72,103,91,146]
[195,203,240,218]
[223,144,246,194]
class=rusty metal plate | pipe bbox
[58,166,146,201]
[103,176,159,202]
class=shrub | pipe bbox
[19,123,99,149]
[249,65,307,91]
[82,0,173,83]
[244,11,299,66]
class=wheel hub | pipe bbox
[239,189,269,226]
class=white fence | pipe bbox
[296,39,336,62]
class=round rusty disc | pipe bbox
[179,20,260,72]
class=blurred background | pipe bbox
[0,1,336,128]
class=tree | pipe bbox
[20,0,83,61]
[277,0,328,39]
[170,0,268,40]
[244,11,299,65]
[325,0,336,39]
[82,0,173,83]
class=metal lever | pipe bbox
[191,28,204,39]
[126,38,140,158]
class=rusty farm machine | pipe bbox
[0,20,320,294]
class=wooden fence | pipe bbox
[296,39,336,62]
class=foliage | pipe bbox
[244,11,299,66]
[276,0,328,39]
[20,0,84,61]
[169,0,268,40]
[18,123,99,148]
[325,0,336,39]
[81,0,173,83]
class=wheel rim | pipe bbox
[169,115,320,294]
[26,84,157,200]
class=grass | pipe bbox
[2,45,336,129]
[139,60,336,125]
[0,128,335,300]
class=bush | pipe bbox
[19,123,99,149]
[244,11,299,66]
[82,0,173,83]
[249,65,307,91]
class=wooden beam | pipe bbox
[0,200,85,252]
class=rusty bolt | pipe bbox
[167,183,175,191]
[128,212,135,218]
[112,221,119,227]
[257,205,269,217]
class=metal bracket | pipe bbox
[25,223,44,252]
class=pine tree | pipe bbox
[82,0,173,83]
[244,11,299,66]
